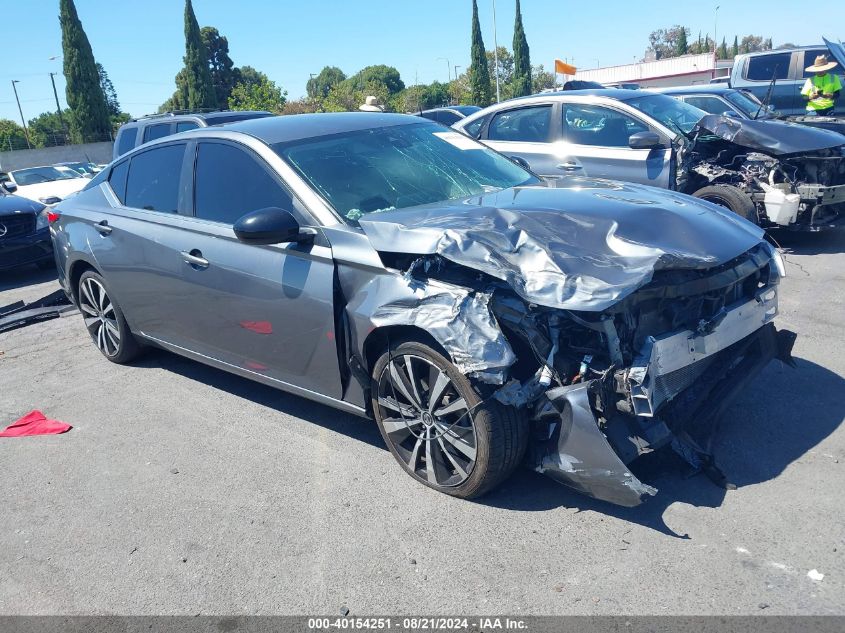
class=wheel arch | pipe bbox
[67,257,100,305]
[362,325,451,375]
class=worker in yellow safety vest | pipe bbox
[801,55,842,116]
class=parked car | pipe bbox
[56,161,103,177]
[654,85,845,136]
[52,113,794,506]
[0,186,54,271]
[453,89,845,230]
[416,106,481,126]
[728,39,845,115]
[112,109,276,159]
[0,165,90,206]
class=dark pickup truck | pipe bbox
[729,39,845,116]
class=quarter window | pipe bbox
[116,127,137,156]
[462,117,485,139]
[109,161,129,203]
[746,53,791,81]
[176,121,200,133]
[125,144,185,213]
[194,142,293,225]
[562,105,649,147]
[143,123,172,143]
[487,106,552,142]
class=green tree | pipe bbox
[307,66,347,100]
[531,64,555,93]
[228,76,287,113]
[0,119,29,151]
[487,47,514,100]
[182,0,215,110]
[202,26,238,109]
[718,38,728,60]
[676,27,689,56]
[323,80,390,113]
[648,25,689,59]
[348,65,405,95]
[469,0,492,106]
[96,63,121,117]
[511,0,532,97]
[59,0,111,143]
[28,110,74,147]
[731,36,739,58]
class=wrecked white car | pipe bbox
[53,114,795,507]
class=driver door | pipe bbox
[554,103,673,188]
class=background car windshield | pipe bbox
[625,93,707,135]
[725,90,769,117]
[275,122,538,223]
[11,166,77,185]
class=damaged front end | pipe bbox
[488,242,795,506]
[683,114,845,230]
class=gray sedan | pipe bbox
[51,113,793,506]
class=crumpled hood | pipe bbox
[358,178,766,312]
[694,114,845,156]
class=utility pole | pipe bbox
[492,0,500,103]
[49,72,68,139]
[11,80,31,149]
[714,5,720,54]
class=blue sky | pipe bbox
[1,0,842,122]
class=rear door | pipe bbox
[556,102,673,188]
[479,103,559,177]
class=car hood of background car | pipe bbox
[694,113,845,156]
[0,193,44,214]
[357,179,766,312]
[13,178,89,204]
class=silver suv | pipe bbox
[113,110,274,160]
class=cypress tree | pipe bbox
[718,38,728,60]
[676,28,688,56]
[731,36,739,58]
[183,0,215,110]
[59,0,111,143]
[511,0,532,97]
[469,0,492,107]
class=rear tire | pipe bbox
[371,340,527,499]
[78,270,142,364]
[692,185,759,224]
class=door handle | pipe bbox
[95,220,112,235]
[557,162,583,171]
[181,250,209,269]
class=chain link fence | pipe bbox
[0,130,114,152]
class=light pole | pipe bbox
[714,5,720,55]
[491,0,500,102]
[49,72,68,139]
[11,80,31,149]
[592,58,600,68]
[437,57,451,83]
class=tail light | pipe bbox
[47,211,61,224]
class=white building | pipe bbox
[575,53,732,88]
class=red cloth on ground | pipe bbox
[0,410,72,437]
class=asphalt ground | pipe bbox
[0,229,843,615]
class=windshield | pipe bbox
[724,90,774,118]
[275,122,539,224]
[624,93,707,135]
[11,166,78,185]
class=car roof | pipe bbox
[195,112,421,145]
[742,44,825,57]
[507,88,649,103]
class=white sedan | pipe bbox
[0,165,90,205]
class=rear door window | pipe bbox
[745,53,791,81]
[116,127,138,156]
[125,144,186,213]
[802,49,845,78]
[193,142,293,225]
[487,106,552,142]
[143,123,172,143]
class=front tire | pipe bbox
[371,340,526,499]
[78,270,141,364]
[692,185,759,224]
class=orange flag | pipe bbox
[554,59,577,75]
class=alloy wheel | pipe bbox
[79,277,121,357]
[376,354,478,487]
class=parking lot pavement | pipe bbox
[0,230,843,616]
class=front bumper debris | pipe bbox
[0,289,75,333]
[532,323,795,507]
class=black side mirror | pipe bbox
[233,207,315,245]
[1,180,17,194]
[628,131,664,150]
